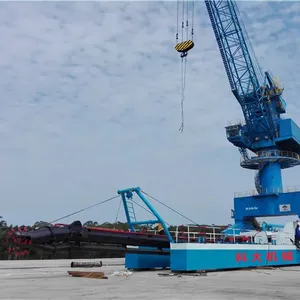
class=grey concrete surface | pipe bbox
[0,258,299,300]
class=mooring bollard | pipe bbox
[70,261,103,268]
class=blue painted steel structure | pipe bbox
[170,244,300,271]
[117,187,173,242]
[167,0,300,272]
[205,0,300,230]
[120,1,300,272]
[117,187,172,269]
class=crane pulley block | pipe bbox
[175,40,194,53]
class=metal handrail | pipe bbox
[226,119,245,126]
[174,224,225,243]
[240,150,300,163]
[142,226,274,244]
[234,185,300,198]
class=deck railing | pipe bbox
[143,224,228,243]
[240,150,300,162]
[142,225,276,244]
[174,224,225,243]
[234,185,300,198]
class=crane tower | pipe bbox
[204,0,300,230]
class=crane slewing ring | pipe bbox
[175,0,195,132]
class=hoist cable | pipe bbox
[185,0,189,41]
[176,0,179,43]
[175,0,195,133]
[130,199,171,226]
[141,190,198,225]
[179,0,186,132]
[181,0,184,41]
[191,0,194,40]
[179,56,187,132]
[114,197,122,225]
[49,195,120,224]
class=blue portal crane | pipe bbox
[202,0,300,230]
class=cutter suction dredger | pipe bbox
[12,187,202,270]
[13,186,300,272]
[13,187,175,260]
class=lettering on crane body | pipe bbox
[245,206,258,211]
[235,251,293,263]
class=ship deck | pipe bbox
[1,258,299,300]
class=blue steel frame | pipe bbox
[205,0,300,229]
[171,247,300,272]
[117,187,174,243]
[205,0,280,143]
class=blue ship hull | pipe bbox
[124,243,300,271]
[170,243,300,271]
[125,246,170,270]
[125,252,170,270]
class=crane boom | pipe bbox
[205,0,282,147]
[205,0,260,97]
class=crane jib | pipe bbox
[204,0,281,141]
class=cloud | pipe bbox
[0,1,300,227]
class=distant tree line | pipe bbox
[0,216,228,260]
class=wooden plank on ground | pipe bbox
[68,271,108,279]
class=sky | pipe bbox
[0,0,300,227]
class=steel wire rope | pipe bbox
[49,195,120,224]
[176,0,195,133]
[185,0,189,41]
[130,199,171,227]
[179,57,187,132]
[191,0,194,41]
[181,0,184,42]
[178,0,186,133]
[113,197,123,228]
[141,190,198,225]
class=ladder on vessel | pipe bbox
[126,199,137,223]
